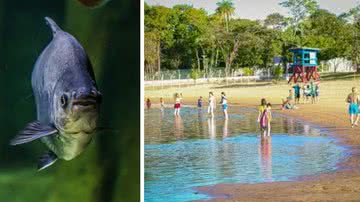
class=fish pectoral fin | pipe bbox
[10,121,58,145]
[38,151,58,171]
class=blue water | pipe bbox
[145,107,346,202]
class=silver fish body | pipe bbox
[10,17,101,170]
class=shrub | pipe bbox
[190,69,200,80]
[242,67,254,76]
[272,66,283,81]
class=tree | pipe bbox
[339,4,360,72]
[172,5,208,71]
[145,4,175,73]
[216,19,265,76]
[349,8,360,72]
[144,32,159,76]
[302,9,349,66]
[215,0,235,32]
[280,0,319,45]
[144,2,359,78]
[264,13,288,30]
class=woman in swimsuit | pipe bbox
[208,92,215,117]
[174,93,182,116]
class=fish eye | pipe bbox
[61,94,68,108]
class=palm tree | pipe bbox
[216,0,235,32]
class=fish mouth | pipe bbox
[72,99,97,110]
[73,99,97,106]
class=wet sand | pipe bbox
[145,79,360,201]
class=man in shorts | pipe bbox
[293,84,301,104]
[346,87,360,128]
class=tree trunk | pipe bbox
[226,57,231,77]
[195,48,201,71]
[157,40,161,73]
[201,48,208,76]
[282,44,288,77]
[210,47,215,69]
[215,48,219,68]
[226,15,229,32]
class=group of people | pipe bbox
[145,81,324,137]
[282,82,320,110]
[147,92,271,136]
[173,92,229,119]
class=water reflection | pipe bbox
[145,108,324,144]
[208,117,216,139]
[223,119,228,138]
[197,109,205,137]
[174,116,184,139]
[259,136,272,181]
[145,107,346,202]
[160,106,165,117]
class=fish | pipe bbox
[10,17,102,171]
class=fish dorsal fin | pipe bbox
[44,17,61,36]
[10,121,58,145]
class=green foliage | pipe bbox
[272,66,283,80]
[190,69,200,80]
[280,0,319,25]
[318,63,329,72]
[215,0,235,31]
[302,9,349,61]
[145,2,360,77]
[279,0,320,45]
[242,67,254,76]
[264,13,288,30]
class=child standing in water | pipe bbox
[208,92,215,117]
[174,93,182,116]
[258,99,272,136]
[146,98,151,109]
[220,92,228,119]
[160,97,165,112]
[265,103,272,136]
[197,96,203,108]
[346,87,359,127]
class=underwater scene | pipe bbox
[0,1,139,202]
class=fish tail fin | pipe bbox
[44,17,61,36]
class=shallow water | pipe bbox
[145,107,346,202]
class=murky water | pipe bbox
[145,107,346,202]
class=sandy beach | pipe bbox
[145,78,360,201]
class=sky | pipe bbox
[145,0,359,20]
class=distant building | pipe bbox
[322,58,354,72]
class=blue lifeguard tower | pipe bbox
[288,47,320,83]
